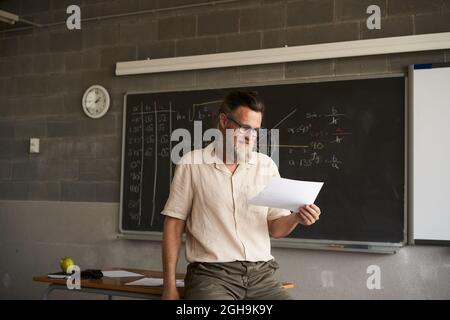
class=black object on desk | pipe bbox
[47,269,103,279]
[81,269,103,279]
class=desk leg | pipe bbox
[41,284,60,300]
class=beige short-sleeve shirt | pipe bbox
[161,143,291,263]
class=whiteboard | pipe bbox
[412,65,450,241]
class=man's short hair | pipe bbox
[219,91,265,115]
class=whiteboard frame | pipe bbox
[119,73,408,253]
[408,65,414,245]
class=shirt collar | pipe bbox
[202,142,257,166]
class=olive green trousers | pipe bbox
[184,260,292,300]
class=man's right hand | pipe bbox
[162,286,180,300]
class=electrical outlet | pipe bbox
[30,138,40,154]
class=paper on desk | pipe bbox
[101,270,144,278]
[125,277,184,287]
[248,177,324,212]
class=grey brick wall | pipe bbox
[1,0,449,202]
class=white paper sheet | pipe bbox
[125,277,184,287]
[248,177,324,212]
[47,272,70,279]
[101,270,144,278]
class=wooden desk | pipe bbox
[33,268,184,300]
[33,267,294,300]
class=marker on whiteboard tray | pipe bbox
[329,244,345,249]
[346,244,370,250]
[329,244,370,250]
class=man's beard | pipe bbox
[234,140,254,163]
[219,130,255,164]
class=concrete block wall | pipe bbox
[1,0,450,299]
[1,0,449,202]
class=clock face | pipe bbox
[82,85,110,119]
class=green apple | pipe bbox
[60,257,75,274]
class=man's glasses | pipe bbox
[226,114,261,136]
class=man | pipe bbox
[161,91,321,300]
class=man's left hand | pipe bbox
[295,204,321,226]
